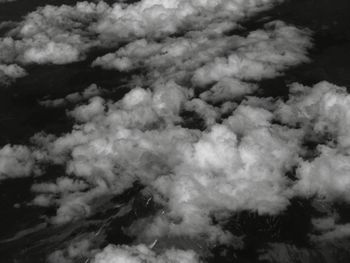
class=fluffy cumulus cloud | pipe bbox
[192,21,311,85]
[0,63,26,85]
[92,20,311,91]
[0,2,108,64]
[24,79,350,259]
[16,80,350,243]
[275,81,350,201]
[14,83,302,241]
[311,216,350,241]
[0,144,43,181]
[0,0,285,66]
[93,0,285,40]
[294,146,350,201]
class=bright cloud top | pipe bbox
[0,0,284,66]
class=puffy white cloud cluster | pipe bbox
[132,122,301,244]
[276,81,350,147]
[22,84,304,247]
[275,81,350,201]
[93,244,200,263]
[14,80,350,257]
[93,20,311,97]
[0,144,43,181]
[6,0,350,261]
[93,0,284,41]
[192,21,311,85]
[294,146,350,201]
[47,233,101,263]
[0,2,108,65]
[0,2,105,84]
[11,80,350,247]
[0,63,26,85]
[0,0,284,66]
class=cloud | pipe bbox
[92,20,311,91]
[0,63,26,85]
[39,84,104,108]
[29,80,350,236]
[25,85,304,246]
[0,2,108,65]
[274,81,350,202]
[0,144,42,181]
[311,216,350,241]
[6,0,348,261]
[93,0,284,41]
[0,0,285,66]
[93,244,200,263]
[277,81,350,147]
[294,146,350,201]
[131,120,302,243]
[192,21,311,86]
[22,42,80,64]
[47,233,102,263]
[199,78,258,103]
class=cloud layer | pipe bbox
[3,0,350,262]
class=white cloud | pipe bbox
[0,0,314,251]
[22,42,80,64]
[277,81,350,147]
[0,2,108,65]
[93,20,311,92]
[0,144,42,181]
[192,21,311,86]
[7,0,350,261]
[93,244,200,263]
[39,84,104,108]
[294,146,350,201]
[275,81,350,202]
[0,63,26,85]
[199,78,258,103]
[0,0,285,66]
[48,233,101,263]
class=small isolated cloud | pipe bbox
[0,63,26,85]
[22,42,80,65]
[39,84,104,108]
[0,144,42,181]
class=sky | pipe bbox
[0,0,350,262]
